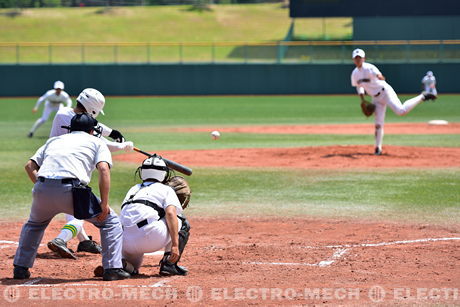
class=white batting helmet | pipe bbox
[139,156,169,183]
[54,81,64,89]
[76,88,105,117]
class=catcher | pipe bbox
[96,156,191,277]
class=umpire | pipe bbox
[13,113,130,281]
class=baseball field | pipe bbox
[0,94,459,304]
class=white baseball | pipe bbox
[211,130,221,140]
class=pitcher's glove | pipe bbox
[166,176,191,209]
[360,100,375,117]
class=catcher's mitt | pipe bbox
[166,176,191,209]
[360,100,375,117]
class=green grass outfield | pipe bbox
[1,95,459,225]
[0,5,350,43]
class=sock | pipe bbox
[57,224,79,243]
[77,227,90,242]
[375,125,384,151]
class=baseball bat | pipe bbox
[133,147,193,176]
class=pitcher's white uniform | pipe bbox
[350,49,426,154]
[29,81,72,137]
[422,71,437,96]
[120,182,183,271]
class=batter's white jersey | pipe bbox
[49,107,128,153]
[35,89,72,110]
[50,107,112,138]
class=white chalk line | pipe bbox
[322,237,460,249]
[244,237,460,267]
[18,277,179,288]
[246,248,348,267]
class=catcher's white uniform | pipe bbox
[422,72,437,96]
[29,89,72,136]
[120,182,183,271]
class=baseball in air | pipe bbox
[211,130,221,140]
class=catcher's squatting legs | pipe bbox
[56,214,91,243]
[122,218,183,271]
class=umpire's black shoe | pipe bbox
[13,265,30,280]
[77,236,102,254]
[159,260,188,276]
[422,91,437,101]
[47,238,77,260]
[103,268,130,281]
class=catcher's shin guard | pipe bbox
[178,216,190,259]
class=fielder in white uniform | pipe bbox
[46,88,134,259]
[350,49,437,155]
[422,71,437,96]
[118,156,190,276]
[28,81,72,138]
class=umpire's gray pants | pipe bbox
[14,179,123,269]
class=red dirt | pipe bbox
[0,219,458,305]
[178,122,460,135]
[115,145,460,169]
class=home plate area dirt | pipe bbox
[0,219,459,305]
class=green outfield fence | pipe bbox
[1,40,460,64]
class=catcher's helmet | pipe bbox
[77,88,105,118]
[54,81,64,90]
[139,156,169,183]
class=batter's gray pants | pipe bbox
[14,179,123,270]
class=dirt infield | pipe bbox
[1,122,458,305]
[118,122,460,169]
[176,122,460,135]
[0,219,458,305]
[115,145,460,169]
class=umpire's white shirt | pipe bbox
[31,131,112,185]
[351,62,389,96]
[120,182,183,227]
[35,89,72,109]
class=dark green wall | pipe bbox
[0,63,458,97]
[354,16,460,40]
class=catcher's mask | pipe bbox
[137,156,169,183]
